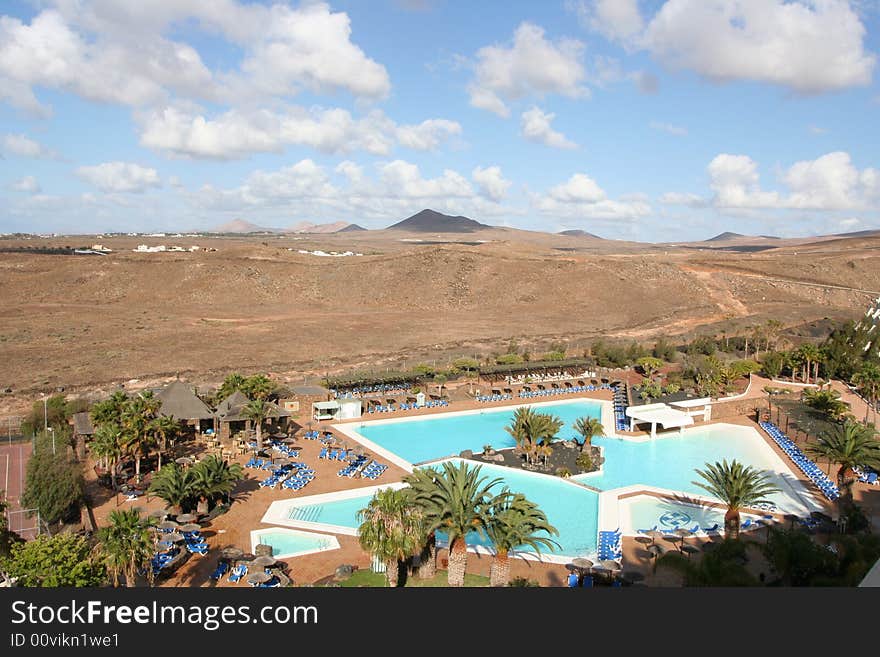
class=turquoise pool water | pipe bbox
[574,424,804,512]
[252,529,338,558]
[624,497,726,533]
[279,462,600,557]
[286,495,374,526]
[353,400,603,465]
[426,460,599,557]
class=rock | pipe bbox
[254,543,273,557]
[460,449,473,458]
[334,564,354,580]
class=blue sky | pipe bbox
[0,0,879,241]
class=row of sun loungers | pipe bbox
[366,399,449,413]
[337,454,387,479]
[612,384,629,432]
[597,529,622,560]
[331,383,410,398]
[319,447,351,461]
[854,465,880,485]
[477,393,513,402]
[759,421,840,501]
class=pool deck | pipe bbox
[136,387,849,587]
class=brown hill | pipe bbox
[387,209,491,233]
[210,219,279,233]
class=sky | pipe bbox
[0,0,879,241]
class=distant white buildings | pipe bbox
[293,249,363,257]
[858,297,880,357]
[133,244,212,253]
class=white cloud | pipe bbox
[395,119,462,151]
[335,160,364,183]
[76,162,161,193]
[2,134,58,159]
[138,105,460,160]
[520,107,578,149]
[642,0,875,93]
[472,166,511,201]
[1,2,390,112]
[468,22,588,117]
[534,172,651,220]
[379,161,473,199]
[670,151,880,212]
[649,120,687,136]
[808,125,828,135]
[569,0,644,42]
[11,176,40,193]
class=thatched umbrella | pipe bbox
[178,523,201,533]
[158,520,179,531]
[252,555,276,568]
[175,513,198,524]
[220,546,244,560]
[247,572,271,586]
[163,532,184,543]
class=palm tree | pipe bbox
[572,416,605,453]
[853,363,880,423]
[403,468,440,579]
[150,415,180,471]
[95,508,157,587]
[120,394,160,482]
[216,373,246,402]
[148,463,197,515]
[484,492,559,586]
[357,488,424,587]
[505,407,564,464]
[799,343,821,384]
[90,391,129,428]
[693,460,780,539]
[242,399,270,452]
[243,374,275,401]
[806,421,880,497]
[656,538,757,586]
[403,461,505,587]
[90,424,124,490]
[190,454,244,508]
[802,388,849,421]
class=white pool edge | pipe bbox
[249,527,341,560]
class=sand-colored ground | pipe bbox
[1,231,877,416]
[75,384,880,588]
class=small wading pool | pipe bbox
[619,494,763,535]
[250,528,340,559]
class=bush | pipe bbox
[508,576,539,587]
[556,467,572,478]
[663,383,681,395]
[496,353,524,365]
[20,433,84,525]
[576,453,593,471]
[1,534,106,587]
[544,350,565,361]
[452,358,480,372]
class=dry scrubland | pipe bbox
[0,229,878,411]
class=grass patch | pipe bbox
[337,569,490,587]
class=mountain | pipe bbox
[705,231,746,242]
[387,209,491,233]
[558,229,604,239]
[286,221,353,234]
[833,229,880,238]
[210,219,278,233]
[337,223,367,232]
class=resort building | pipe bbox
[214,390,291,440]
[155,380,215,434]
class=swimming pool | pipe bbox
[262,460,599,559]
[424,459,599,558]
[618,494,762,535]
[250,528,340,559]
[574,423,812,514]
[340,398,605,466]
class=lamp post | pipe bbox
[43,397,48,434]
[48,427,55,455]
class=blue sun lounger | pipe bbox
[210,561,229,581]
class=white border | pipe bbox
[331,397,615,472]
[260,482,408,536]
[249,527,341,559]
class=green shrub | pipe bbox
[576,453,593,471]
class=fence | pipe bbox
[5,508,45,541]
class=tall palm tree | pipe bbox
[693,460,780,539]
[120,394,160,482]
[216,373,246,402]
[403,461,504,587]
[242,399,270,452]
[802,388,849,421]
[90,391,129,428]
[799,343,821,384]
[90,424,124,490]
[853,363,880,423]
[95,508,157,588]
[190,454,244,508]
[806,421,880,496]
[403,468,440,579]
[243,374,275,401]
[150,415,180,471]
[572,416,605,453]
[484,492,559,587]
[357,488,424,587]
[505,407,564,464]
[148,463,197,515]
